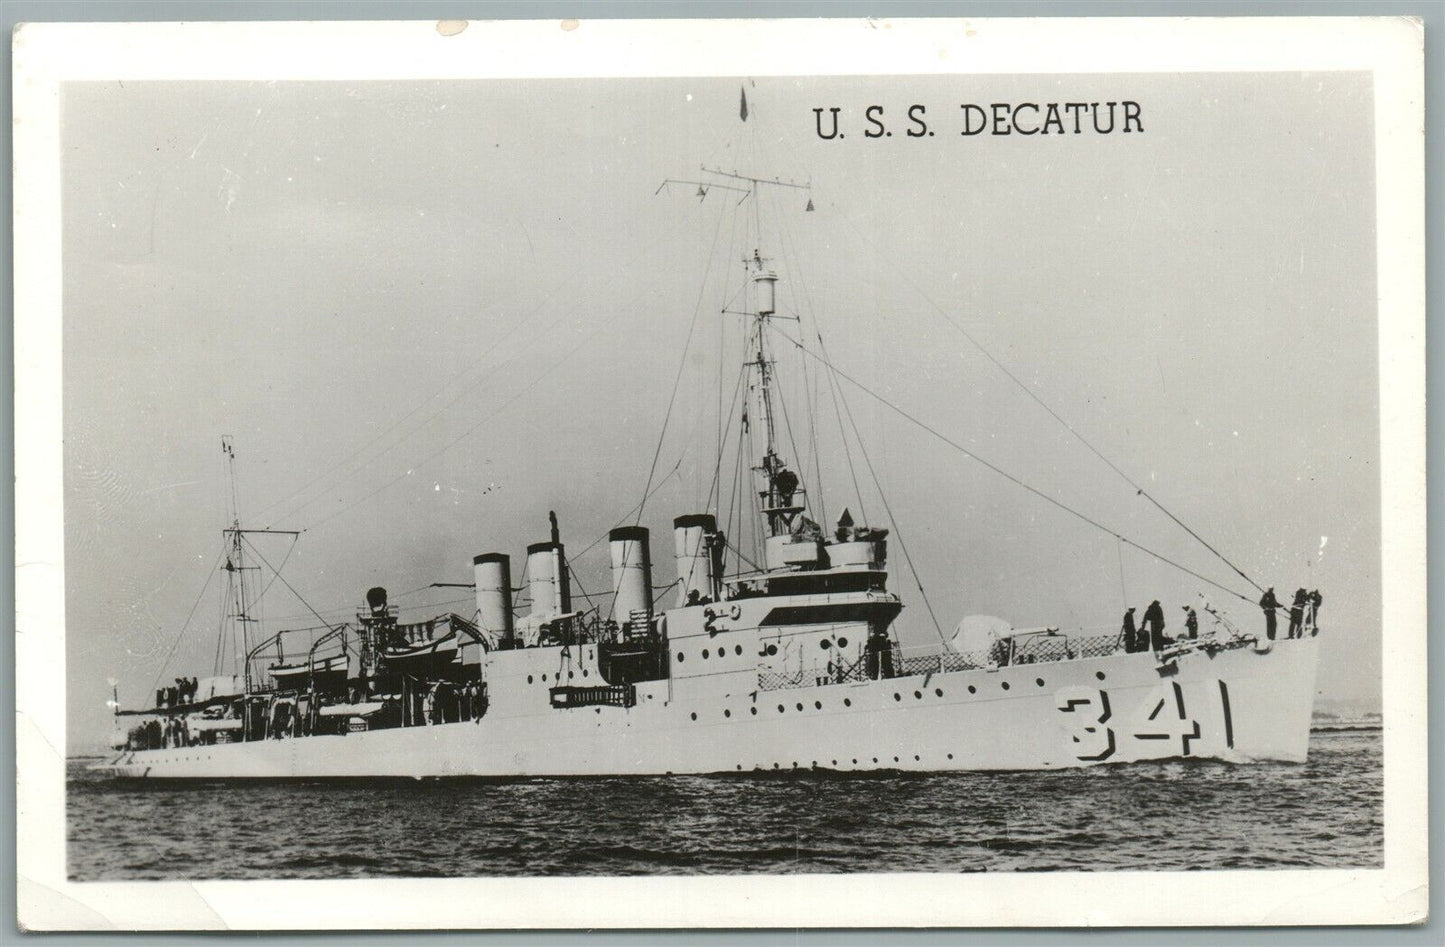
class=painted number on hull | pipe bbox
[1057,680,1230,762]
[1056,687,1116,761]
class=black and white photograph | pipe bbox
[14,16,1428,930]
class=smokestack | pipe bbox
[674,514,718,607]
[609,526,653,623]
[527,513,571,618]
[472,553,513,645]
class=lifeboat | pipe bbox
[268,653,349,691]
[380,628,459,675]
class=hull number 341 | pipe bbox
[1055,679,1233,762]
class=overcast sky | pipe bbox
[63,73,1378,749]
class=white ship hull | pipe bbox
[100,637,1317,779]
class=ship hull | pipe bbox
[97,637,1318,779]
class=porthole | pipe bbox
[894,693,902,702]
[893,756,900,763]
[1035,678,1045,687]
[934,688,944,697]
[568,671,575,679]
[872,757,879,763]
[724,709,731,718]
[838,636,849,648]
[796,703,804,712]
[750,707,758,716]
[968,685,977,694]
[582,669,589,678]
[690,712,697,721]
[914,690,922,700]
[778,705,786,713]
[820,639,832,650]
[766,644,778,656]
[852,758,858,764]
[735,645,743,655]
[702,648,710,659]
[814,701,822,710]
[914,755,920,761]
[773,763,780,770]
[677,653,685,663]
[527,674,534,684]
[947,753,954,760]
[1001,682,1011,690]
[843,698,852,707]
[541,673,548,682]
[1096,671,1106,681]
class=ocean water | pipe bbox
[67,728,1381,879]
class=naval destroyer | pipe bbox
[97,122,1322,780]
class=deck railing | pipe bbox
[757,631,1131,694]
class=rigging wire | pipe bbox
[766,323,1256,605]
[635,193,732,527]
[816,329,947,644]
[149,549,224,698]
[830,209,1264,594]
[240,535,340,630]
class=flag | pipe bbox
[740,86,748,122]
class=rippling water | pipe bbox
[67,729,1381,879]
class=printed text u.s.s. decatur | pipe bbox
[810,102,1144,140]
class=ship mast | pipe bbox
[218,437,299,693]
[745,250,801,539]
[686,166,813,544]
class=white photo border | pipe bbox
[14,16,1427,930]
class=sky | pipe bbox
[62,73,1380,750]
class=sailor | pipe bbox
[1258,587,1281,640]
[1142,600,1169,651]
[1120,607,1139,653]
[1288,588,1307,639]
[1182,605,1199,640]
[1308,589,1323,636]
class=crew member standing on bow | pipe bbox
[1120,607,1139,653]
[1288,588,1308,639]
[1142,600,1169,651]
[1182,605,1199,640]
[1259,587,1282,640]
